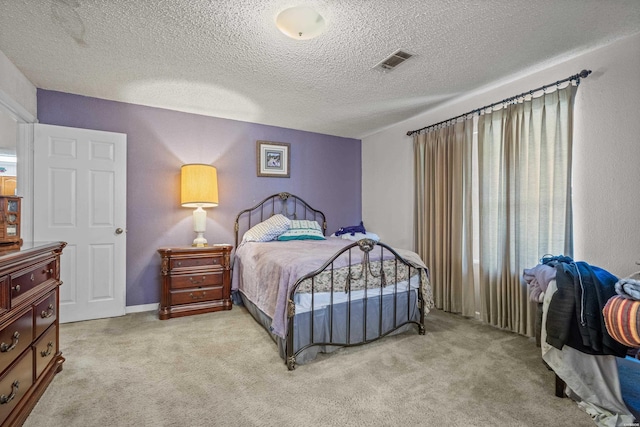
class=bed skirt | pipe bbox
[236,288,421,366]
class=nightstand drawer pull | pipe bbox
[0,381,19,404]
[41,303,54,318]
[189,276,206,285]
[41,341,54,357]
[0,331,19,352]
[12,284,20,293]
[189,291,206,300]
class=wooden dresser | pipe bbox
[0,241,65,427]
[158,245,232,320]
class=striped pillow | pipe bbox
[603,295,640,348]
[242,214,291,242]
[277,220,325,241]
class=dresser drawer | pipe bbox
[170,286,223,306]
[170,255,224,270]
[170,272,223,290]
[34,325,57,379]
[34,291,57,338]
[0,309,33,375]
[0,348,33,426]
[10,260,56,301]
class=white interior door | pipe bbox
[33,124,127,323]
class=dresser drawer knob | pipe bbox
[189,276,206,285]
[41,304,55,318]
[189,291,206,300]
[0,380,19,404]
[0,332,19,353]
[41,341,54,357]
[30,273,34,281]
[11,284,20,293]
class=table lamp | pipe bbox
[181,164,218,247]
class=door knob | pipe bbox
[115,228,124,235]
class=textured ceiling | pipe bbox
[1,0,639,139]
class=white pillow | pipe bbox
[242,214,291,242]
[332,232,380,242]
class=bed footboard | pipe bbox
[285,238,427,370]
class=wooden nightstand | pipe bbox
[157,244,232,320]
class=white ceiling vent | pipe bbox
[374,49,414,72]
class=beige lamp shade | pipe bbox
[181,164,218,208]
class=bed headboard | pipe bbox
[234,192,327,247]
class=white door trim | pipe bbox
[0,87,35,123]
[0,87,36,243]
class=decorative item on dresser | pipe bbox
[158,245,232,320]
[0,196,22,247]
[0,241,66,427]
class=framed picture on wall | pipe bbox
[256,141,290,178]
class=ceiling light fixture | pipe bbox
[276,6,325,40]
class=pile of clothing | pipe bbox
[524,256,638,425]
[524,256,630,355]
[603,273,640,349]
[522,262,557,303]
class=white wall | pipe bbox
[362,32,640,278]
[0,49,37,118]
[0,110,17,149]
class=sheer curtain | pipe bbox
[413,119,475,316]
[477,84,576,335]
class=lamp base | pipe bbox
[192,232,207,247]
[191,207,208,247]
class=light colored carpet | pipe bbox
[23,307,594,427]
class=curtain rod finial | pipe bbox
[579,69,592,78]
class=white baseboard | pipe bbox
[125,303,159,314]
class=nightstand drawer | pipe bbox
[170,255,223,270]
[0,309,33,375]
[10,260,56,301]
[170,286,223,306]
[170,272,223,290]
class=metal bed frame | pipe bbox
[234,192,427,370]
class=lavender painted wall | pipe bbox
[37,90,362,307]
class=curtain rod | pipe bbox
[406,69,592,137]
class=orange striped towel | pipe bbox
[603,296,640,348]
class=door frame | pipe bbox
[0,89,35,243]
